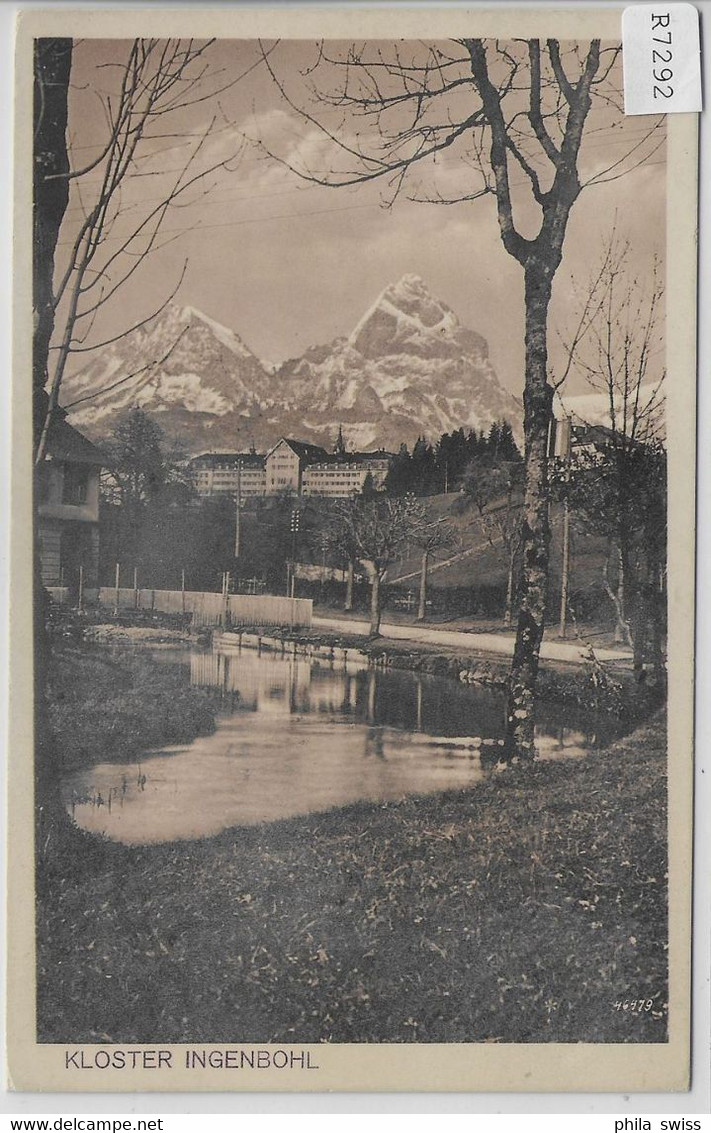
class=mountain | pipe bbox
[62,304,273,451]
[275,274,520,451]
[64,275,521,453]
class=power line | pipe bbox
[56,156,667,248]
[56,199,380,245]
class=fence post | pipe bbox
[78,564,84,612]
[181,568,186,614]
[114,562,120,616]
[134,567,139,610]
[224,571,231,627]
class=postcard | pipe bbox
[7,5,697,1093]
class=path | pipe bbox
[312,615,632,666]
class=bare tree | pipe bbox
[328,496,426,635]
[33,39,74,857]
[255,38,662,759]
[462,459,524,627]
[411,518,458,622]
[554,238,666,679]
[32,38,247,856]
[36,38,246,464]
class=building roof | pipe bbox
[189,452,265,469]
[307,452,392,468]
[267,438,330,464]
[45,414,105,466]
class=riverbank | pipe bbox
[216,625,660,724]
[37,713,667,1045]
[46,640,221,771]
[50,603,661,729]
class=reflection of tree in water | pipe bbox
[364,727,386,761]
[190,648,621,749]
[367,670,377,724]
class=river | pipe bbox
[61,641,621,844]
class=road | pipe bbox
[312,615,632,666]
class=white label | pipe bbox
[622,3,701,114]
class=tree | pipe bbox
[360,471,378,501]
[462,458,524,626]
[103,407,167,510]
[100,407,197,582]
[257,38,658,758]
[31,37,255,854]
[554,238,666,679]
[384,443,414,496]
[33,40,74,859]
[327,495,426,635]
[411,517,458,622]
[36,38,245,465]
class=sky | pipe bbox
[56,38,667,399]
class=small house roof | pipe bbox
[45,415,105,466]
[266,438,330,464]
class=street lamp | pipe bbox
[320,532,328,601]
[288,507,301,597]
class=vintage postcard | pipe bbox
[8,5,697,1093]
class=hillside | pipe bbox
[379,493,609,609]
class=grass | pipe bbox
[46,642,219,771]
[37,714,667,1045]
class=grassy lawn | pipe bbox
[37,714,667,1045]
[46,640,219,771]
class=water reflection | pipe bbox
[61,644,618,845]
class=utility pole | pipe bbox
[556,419,573,638]
[234,459,242,558]
[320,533,328,601]
[289,508,300,599]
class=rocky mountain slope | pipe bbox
[64,275,521,453]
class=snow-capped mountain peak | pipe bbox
[63,282,521,454]
[348,274,486,364]
[62,301,271,441]
[176,304,255,358]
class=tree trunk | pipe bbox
[33,39,72,449]
[344,559,354,611]
[33,41,74,867]
[504,545,516,628]
[649,554,666,689]
[369,569,382,637]
[559,494,570,637]
[504,264,554,761]
[417,550,429,621]
[631,552,650,681]
[602,541,633,649]
[615,543,625,643]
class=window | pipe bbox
[62,462,90,505]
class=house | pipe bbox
[189,451,267,498]
[301,450,391,497]
[264,438,330,494]
[37,406,104,591]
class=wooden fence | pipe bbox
[92,587,312,629]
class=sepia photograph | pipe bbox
[7,5,697,1094]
